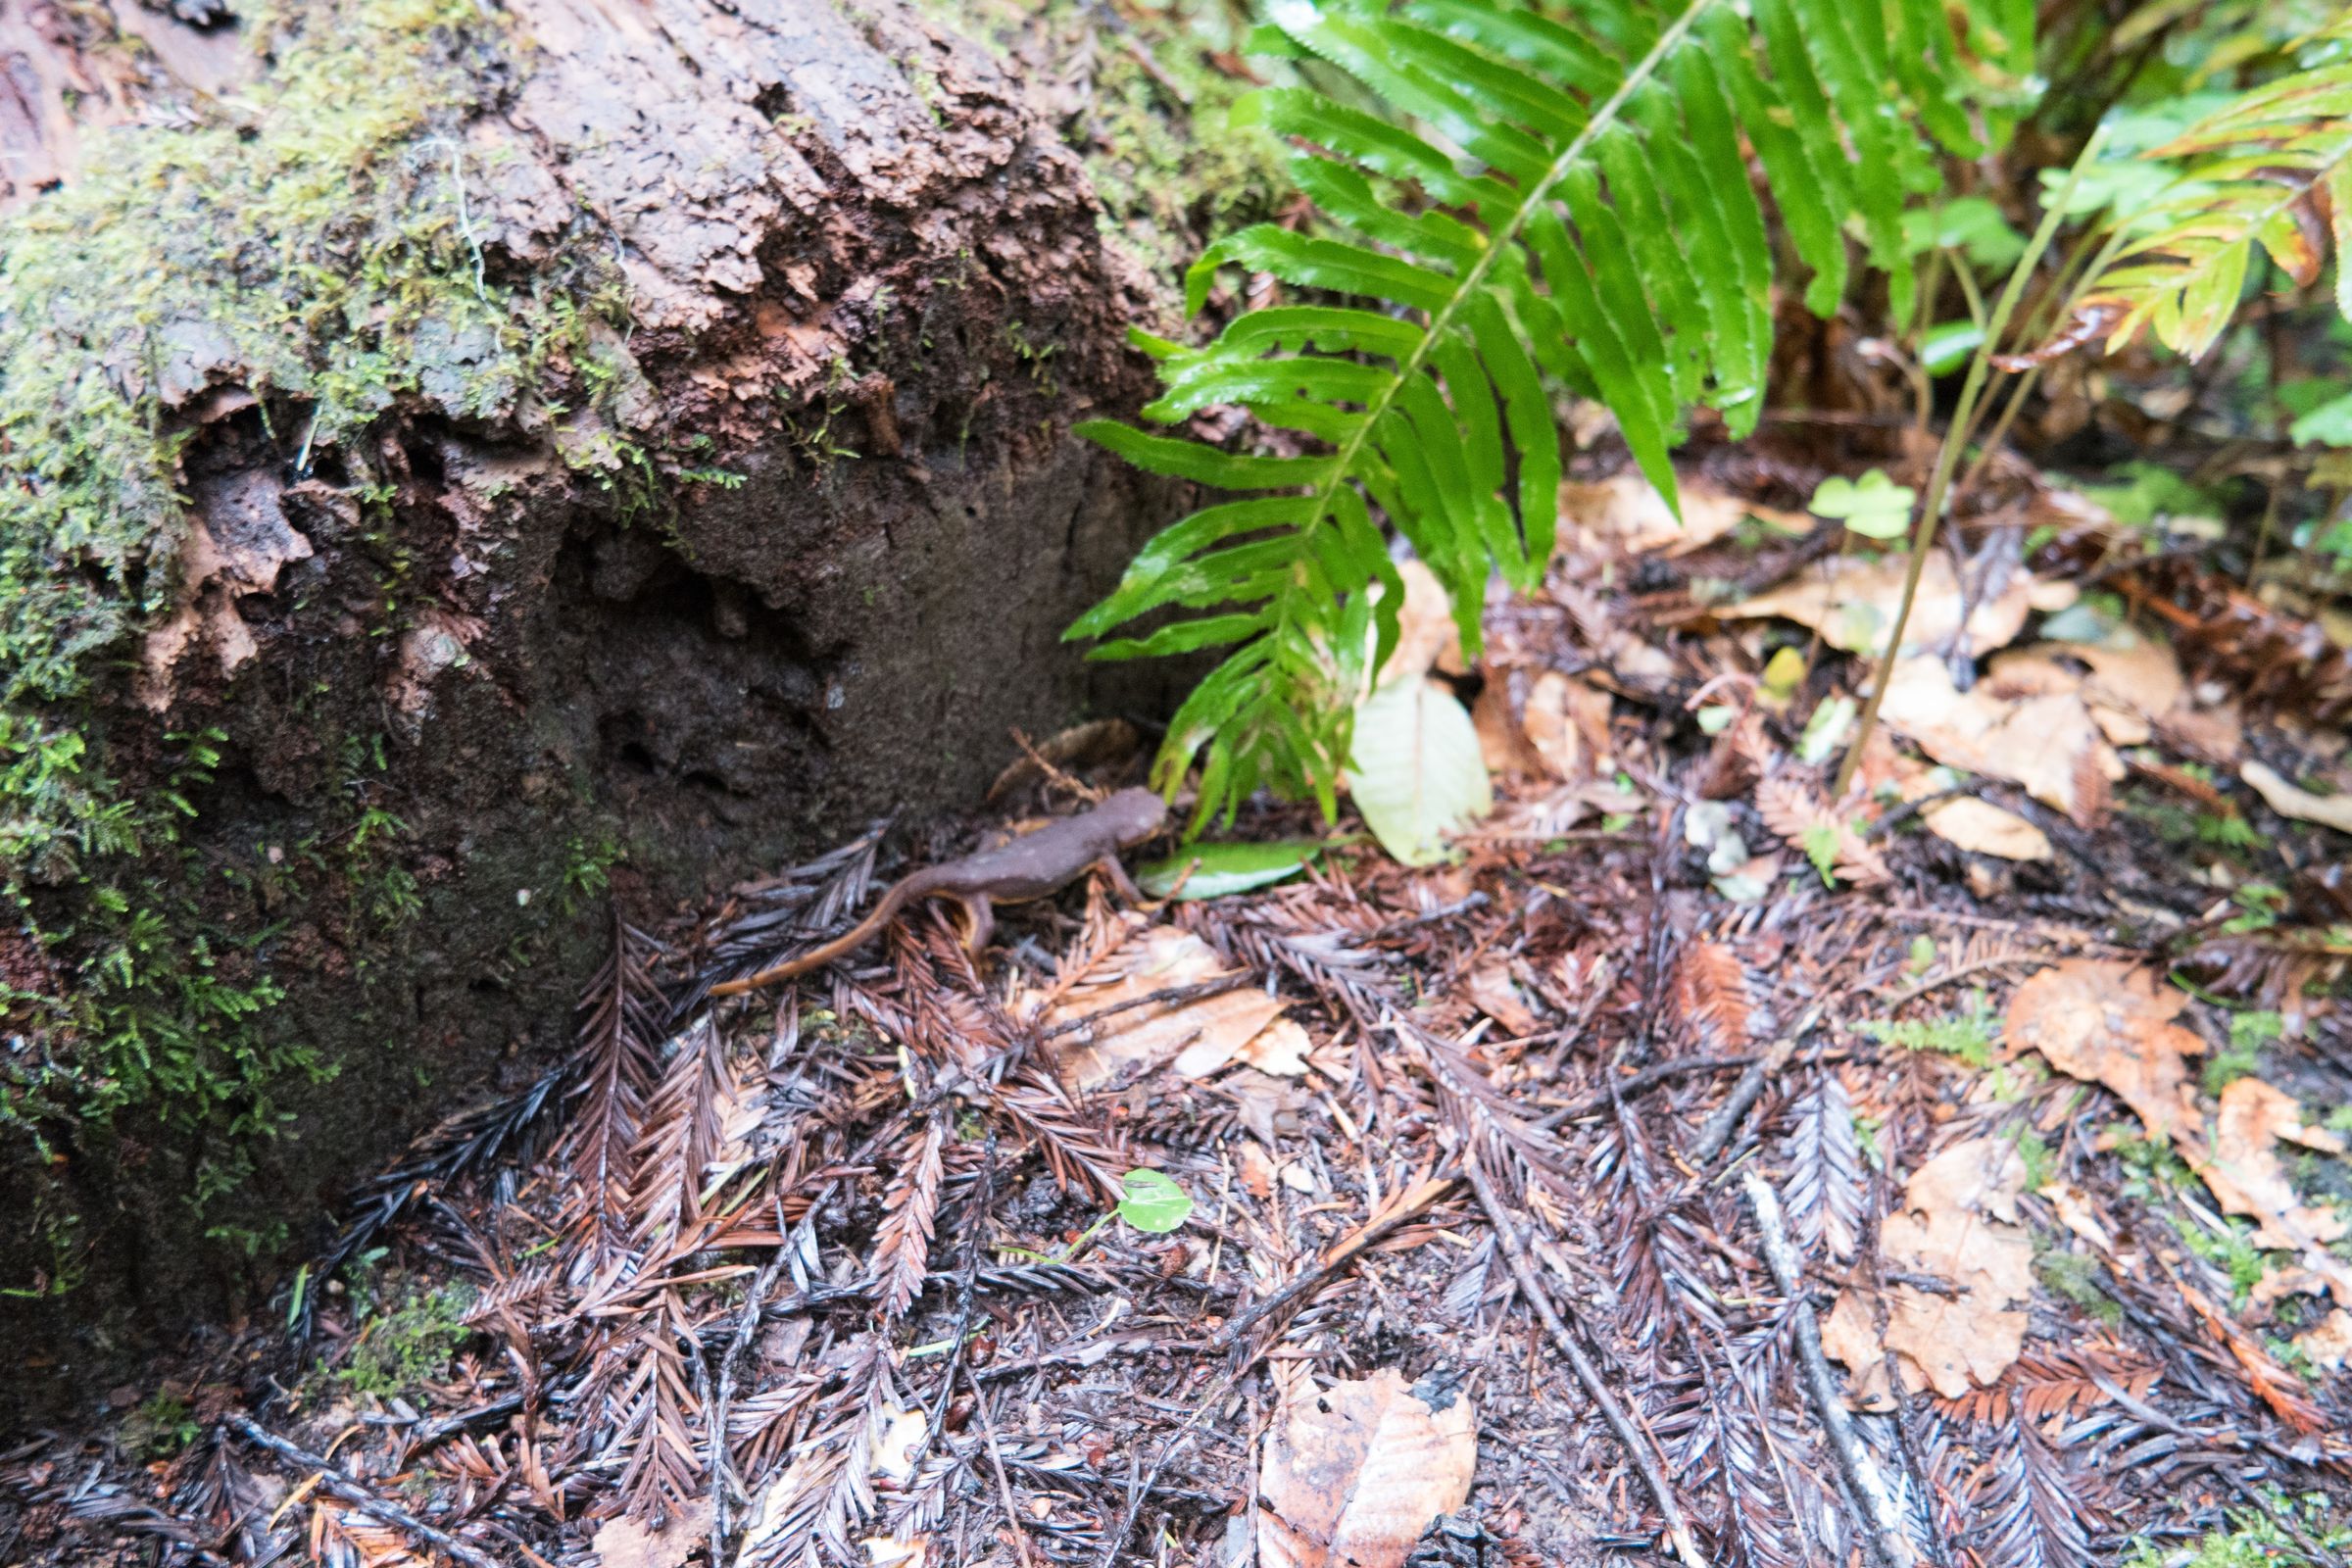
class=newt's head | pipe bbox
[1102,787,1169,846]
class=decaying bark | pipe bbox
[0,0,1189,1406]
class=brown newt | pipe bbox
[709,787,1168,997]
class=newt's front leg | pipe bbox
[953,892,995,957]
[1098,854,1144,904]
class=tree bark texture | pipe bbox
[0,0,1194,1414]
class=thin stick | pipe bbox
[1465,1158,1707,1568]
[226,1415,503,1568]
[1740,1176,1917,1568]
[1207,1177,1452,1351]
[968,1369,1041,1568]
[1836,128,2110,799]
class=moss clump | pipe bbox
[920,0,1295,283]
[336,1271,477,1398]
[0,0,628,1282]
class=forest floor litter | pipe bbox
[12,425,2352,1568]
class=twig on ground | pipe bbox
[1092,1371,1239,1568]
[968,1367,1041,1568]
[1465,1158,1707,1568]
[1686,1035,1799,1164]
[1534,1054,1757,1130]
[1740,1175,1917,1568]
[225,1415,503,1568]
[1206,1176,1453,1353]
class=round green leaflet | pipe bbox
[1116,1168,1194,1234]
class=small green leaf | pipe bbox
[1797,695,1856,764]
[2290,391,2352,448]
[1346,677,1494,866]
[1918,319,1984,376]
[1117,1169,1193,1233]
[1901,196,2026,270]
[1800,822,1841,887]
[1760,645,1808,703]
[1696,705,1737,735]
[1140,840,1322,900]
[1809,469,1916,541]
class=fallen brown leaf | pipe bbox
[1726,552,2070,660]
[1921,797,2052,861]
[1878,659,2122,823]
[1988,632,2185,747]
[1045,926,1290,1089]
[1465,962,1543,1038]
[1521,670,1614,780]
[592,1515,705,1568]
[2201,1078,2349,1254]
[2295,1309,2352,1372]
[1828,1138,2033,1399]
[1375,560,1465,687]
[1560,471,1749,557]
[1257,1369,1477,1568]
[2003,960,2204,1142]
[2240,760,2352,835]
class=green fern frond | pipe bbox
[2085,13,2352,358]
[1071,0,2029,830]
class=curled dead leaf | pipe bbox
[1257,1369,1477,1568]
[1878,659,2121,824]
[1044,926,1292,1089]
[2003,960,2204,1143]
[1827,1138,2033,1399]
[2240,760,2352,835]
[1922,797,2051,861]
[1727,552,2070,660]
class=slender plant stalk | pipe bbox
[1834,128,2110,799]
[1951,222,2132,503]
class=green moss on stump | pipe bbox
[0,0,623,1291]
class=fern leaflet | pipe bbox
[1071,0,2025,828]
[2074,13,2352,360]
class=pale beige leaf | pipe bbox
[2201,1078,2348,1252]
[1922,798,2052,861]
[592,1516,704,1568]
[1875,1138,2034,1398]
[2294,1309,2352,1372]
[1373,560,1464,688]
[1987,632,2184,723]
[1878,658,2121,823]
[1238,1017,1313,1077]
[2240,760,2352,835]
[2003,960,2205,1143]
[1726,553,2058,660]
[1821,1288,1898,1410]
[1465,962,1543,1038]
[1046,927,1288,1089]
[1559,471,1747,557]
[1257,1369,1477,1568]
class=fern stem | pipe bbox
[1298,0,1725,567]
[1834,128,2109,799]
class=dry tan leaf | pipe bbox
[863,1537,929,1568]
[2161,699,2244,762]
[1922,797,2052,861]
[1046,927,1289,1089]
[1988,633,2185,727]
[1374,560,1464,687]
[591,1515,705,1568]
[1726,552,2062,660]
[1465,962,1543,1038]
[2240,760,2352,835]
[2037,1182,2117,1256]
[1876,1138,2034,1398]
[2295,1309,2352,1372]
[1820,1290,1897,1411]
[2201,1078,2348,1252]
[1559,471,1749,556]
[2003,960,2205,1143]
[1238,1017,1314,1077]
[1521,671,1614,779]
[1878,659,2122,823]
[873,1405,928,1483]
[1257,1369,1477,1568]
[1471,675,1545,778]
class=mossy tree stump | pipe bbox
[0,0,1255,1417]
